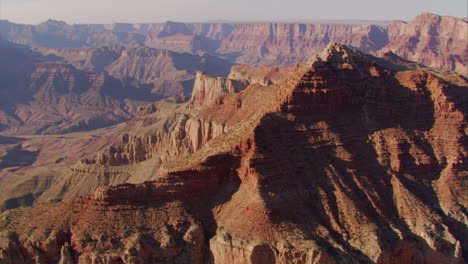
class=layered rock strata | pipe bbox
[0,43,466,263]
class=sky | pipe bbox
[1,0,467,25]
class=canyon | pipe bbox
[0,43,466,263]
[0,41,232,134]
[1,13,466,75]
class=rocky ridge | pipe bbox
[0,43,466,263]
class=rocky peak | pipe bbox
[307,42,367,70]
[37,19,71,32]
[0,42,467,263]
[40,19,69,27]
[109,23,137,33]
[283,44,384,114]
[414,12,443,22]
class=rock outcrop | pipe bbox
[227,64,296,86]
[189,71,249,106]
[0,43,466,263]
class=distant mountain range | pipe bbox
[201,19,391,25]
[1,13,466,74]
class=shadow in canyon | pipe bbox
[0,145,40,170]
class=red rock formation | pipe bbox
[84,64,288,168]
[189,71,249,106]
[0,198,207,263]
[1,43,466,263]
[94,153,235,202]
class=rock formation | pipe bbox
[0,43,466,263]
[189,71,249,106]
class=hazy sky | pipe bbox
[1,0,467,24]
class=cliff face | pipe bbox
[2,13,466,74]
[382,13,468,75]
[216,23,388,66]
[0,43,466,263]
[207,44,466,263]
[189,71,250,106]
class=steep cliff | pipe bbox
[0,43,466,263]
[189,71,249,106]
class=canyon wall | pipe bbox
[382,13,467,75]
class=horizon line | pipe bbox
[2,12,460,26]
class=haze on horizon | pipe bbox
[1,0,467,25]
